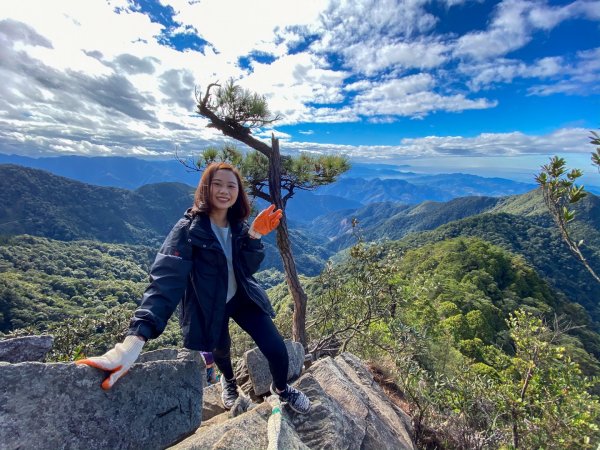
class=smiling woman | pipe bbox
[75,161,311,414]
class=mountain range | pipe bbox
[0,153,538,201]
[1,162,599,328]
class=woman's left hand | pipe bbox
[250,204,283,238]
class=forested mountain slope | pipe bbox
[0,164,194,245]
[0,235,152,333]
[398,212,600,331]
[0,165,332,275]
[312,196,503,251]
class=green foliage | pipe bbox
[534,134,600,283]
[210,79,280,128]
[306,243,401,358]
[303,236,600,449]
[188,144,351,200]
[398,210,600,334]
[535,156,587,223]
[495,310,600,449]
[4,303,135,362]
[590,131,600,172]
[0,235,151,333]
[253,268,285,290]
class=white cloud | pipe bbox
[161,0,325,60]
[461,56,564,90]
[279,127,592,160]
[528,47,600,96]
[313,0,441,76]
[352,74,496,117]
[318,0,436,46]
[454,0,532,60]
[461,47,600,95]
[397,128,589,156]
[239,52,351,124]
[454,0,600,61]
[0,0,597,161]
[342,39,450,76]
[255,128,292,140]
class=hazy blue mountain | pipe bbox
[407,173,536,197]
[266,190,362,223]
[0,154,200,189]
[0,153,544,204]
[316,175,534,204]
[316,177,447,203]
[339,162,415,179]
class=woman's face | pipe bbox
[209,169,239,212]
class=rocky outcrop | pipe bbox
[0,335,54,363]
[1,336,415,450]
[0,346,204,450]
[176,352,415,450]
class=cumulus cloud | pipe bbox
[0,0,598,161]
[161,0,324,60]
[342,39,450,76]
[352,74,496,118]
[239,52,351,124]
[159,69,196,109]
[0,18,52,48]
[280,127,592,159]
[113,54,159,75]
[528,47,600,96]
[454,0,600,61]
[460,47,600,95]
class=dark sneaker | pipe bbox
[270,384,311,414]
[221,376,239,410]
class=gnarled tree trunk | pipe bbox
[268,136,308,347]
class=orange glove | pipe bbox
[75,335,145,390]
[250,204,283,238]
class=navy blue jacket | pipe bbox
[127,209,275,351]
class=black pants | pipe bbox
[212,291,289,391]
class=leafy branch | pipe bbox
[535,152,600,283]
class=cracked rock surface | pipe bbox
[177,353,415,450]
[1,336,414,450]
[0,348,204,450]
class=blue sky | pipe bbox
[0,0,599,184]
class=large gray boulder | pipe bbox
[0,335,54,363]
[0,348,204,450]
[244,339,305,396]
[303,353,414,449]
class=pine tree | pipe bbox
[193,80,350,346]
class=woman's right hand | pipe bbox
[75,335,145,390]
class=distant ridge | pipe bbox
[0,164,331,274]
[0,154,200,189]
[0,153,539,201]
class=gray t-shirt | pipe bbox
[210,222,238,302]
